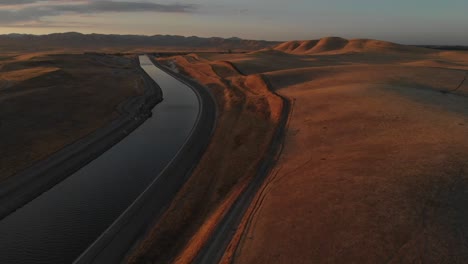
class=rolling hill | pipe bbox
[273,37,430,54]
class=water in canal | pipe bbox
[0,56,200,263]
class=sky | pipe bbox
[0,0,467,45]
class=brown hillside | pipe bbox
[295,40,321,53]
[0,53,145,180]
[311,37,349,52]
[274,41,302,53]
[274,37,430,54]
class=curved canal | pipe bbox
[0,55,200,263]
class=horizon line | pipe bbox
[1,31,467,46]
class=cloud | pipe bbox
[55,1,196,13]
[0,0,67,6]
[0,0,40,4]
[0,1,198,25]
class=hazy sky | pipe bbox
[0,0,467,44]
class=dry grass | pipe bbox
[220,45,468,264]
[127,54,283,263]
[274,37,434,55]
[0,52,145,181]
[126,41,468,264]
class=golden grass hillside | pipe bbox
[273,37,431,55]
[204,41,468,264]
[0,53,145,181]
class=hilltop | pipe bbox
[273,37,430,54]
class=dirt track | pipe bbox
[218,45,468,263]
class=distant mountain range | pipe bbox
[414,45,468,51]
[0,32,280,52]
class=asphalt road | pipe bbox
[0,55,216,264]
